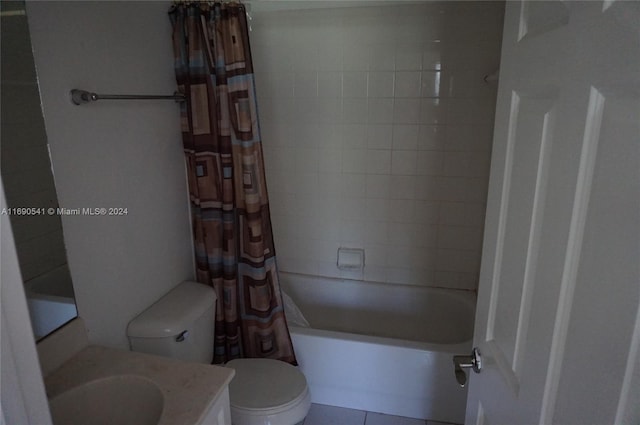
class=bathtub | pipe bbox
[279,272,476,424]
[25,265,77,339]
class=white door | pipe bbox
[465,1,640,424]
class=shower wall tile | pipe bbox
[253,2,504,290]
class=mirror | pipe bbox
[1,0,78,340]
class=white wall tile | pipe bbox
[343,44,370,71]
[342,149,367,174]
[341,219,368,243]
[318,44,343,71]
[418,125,446,151]
[318,173,343,197]
[410,247,437,271]
[343,98,369,124]
[294,71,318,98]
[392,124,419,150]
[420,98,447,124]
[342,198,367,220]
[443,151,491,177]
[343,72,369,98]
[386,267,413,284]
[363,244,387,267]
[422,43,442,70]
[389,175,416,200]
[317,261,342,279]
[414,200,440,224]
[318,72,343,98]
[365,220,389,245]
[366,150,392,174]
[294,98,319,123]
[394,71,421,98]
[295,148,319,174]
[416,151,444,176]
[366,174,391,198]
[439,201,486,227]
[252,2,502,290]
[447,97,496,125]
[387,246,414,267]
[415,224,438,248]
[395,44,423,71]
[318,149,342,174]
[415,178,439,201]
[368,98,395,124]
[391,150,418,175]
[436,248,480,274]
[393,98,421,124]
[369,44,396,71]
[389,199,415,222]
[438,225,484,251]
[364,265,389,282]
[318,100,343,125]
[366,198,391,221]
[343,124,368,149]
[367,124,393,149]
[368,72,395,98]
[316,124,343,148]
[341,173,367,198]
[421,71,442,97]
[446,124,494,152]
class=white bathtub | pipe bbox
[280,272,476,424]
[25,265,77,339]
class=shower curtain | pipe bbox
[169,2,296,365]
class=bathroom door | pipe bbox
[465,1,639,424]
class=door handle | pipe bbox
[452,347,482,387]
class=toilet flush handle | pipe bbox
[175,330,189,342]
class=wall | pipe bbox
[26,1,194,350]
[250,2,504,289]
[1,1,67,281]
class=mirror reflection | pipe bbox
[1,0,78,340]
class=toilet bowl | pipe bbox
[127,281,310,425]
[226,358,310,425]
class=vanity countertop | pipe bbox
[44,345,235,425]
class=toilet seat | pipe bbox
[226,358,311,425]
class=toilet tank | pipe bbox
[127,281,216,364]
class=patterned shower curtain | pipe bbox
[169,2,296,365]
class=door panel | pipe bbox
[466,1,639,424]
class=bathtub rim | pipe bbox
[288,324,473,355]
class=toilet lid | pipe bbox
[226,358,308,411]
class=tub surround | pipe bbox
[37,318,234,425]
[252,2,504,289]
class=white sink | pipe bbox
[48,375,164,425]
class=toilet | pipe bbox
[127,281,311,425]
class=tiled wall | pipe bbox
[1,3,67,281]
[251,2,504,290]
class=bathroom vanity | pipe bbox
[37,318,234,425]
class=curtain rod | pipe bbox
[70,89,185,105]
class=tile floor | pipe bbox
[300,403,460,425]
